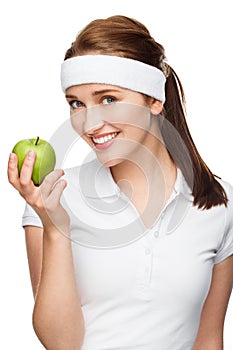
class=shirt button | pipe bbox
[145,248,151,255]
[154,231,159,238]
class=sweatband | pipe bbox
[60,55,166,103]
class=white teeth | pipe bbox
[92,132,118,144]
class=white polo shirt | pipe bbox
[22,158,233,350]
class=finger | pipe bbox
[19,151,36,187]
[7,153,20,187]
[47,179,67,209]
[40,169,65,199]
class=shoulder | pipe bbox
[212,177,233,264]
[216,176,233,216]
[217,176,233,196]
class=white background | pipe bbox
[0,0,232,348]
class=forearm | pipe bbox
[192,342,223,350]
[192,333,223,350]
[32,230,85,350]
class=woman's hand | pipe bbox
[7,150,70,235]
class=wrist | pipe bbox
[43,225,71,242]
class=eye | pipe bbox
[69,100,85,110]
[102,96,116,105]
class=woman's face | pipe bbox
[65,83,163,167]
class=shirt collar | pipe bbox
[173,167,193,201]
[79,157,193,201]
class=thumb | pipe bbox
[48,179,67,204]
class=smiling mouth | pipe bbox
[91,132,119,145]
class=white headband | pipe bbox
[60,55,166,103]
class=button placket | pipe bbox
[138,222,160,286]
[134,207,169,293]
[133,233,155,300]
[143,245,153,284]
[145,247,151,255]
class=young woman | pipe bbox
[8,15,233,350]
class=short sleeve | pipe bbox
[22,203,43,228]
[214,227,233,264]
[214,181,233,264]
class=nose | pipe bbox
[83,105,105,134]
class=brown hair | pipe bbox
[64,15,228,209]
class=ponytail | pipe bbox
[161,65,228,209]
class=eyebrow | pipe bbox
[65,88,123,99]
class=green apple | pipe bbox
[12,136,56,186]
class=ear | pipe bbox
[150,99,163,115]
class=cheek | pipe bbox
[70,110,86,135]
[118,125,149,142]
[105,103,151,130]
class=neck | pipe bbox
[110,121,177,194]
[109,122,177,227]
[111,145,176,194]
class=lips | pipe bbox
[91,131,120,150]
[91,132,119,145]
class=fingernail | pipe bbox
[9,153,16,161]
[27,150,35,158]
